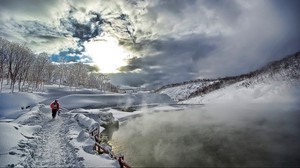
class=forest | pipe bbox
[0,38,118,93]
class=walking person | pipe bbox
[50,99,60,119]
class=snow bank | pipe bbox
[84,111,117,127]
[0,122,41,167]
[0,104,54,167]
[70,113,119,168]
[77,149,119,167]
[59,93,174,110]
[13,105,51,125]
[0,92,43,119]
[75,114,104,133]
[37,84,104,105]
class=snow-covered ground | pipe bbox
[181,80,300,104]
[0,84,175,167]
[1,79,299,167]
[159,80,217,101]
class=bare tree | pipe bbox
[0,38,116,92]
[0,38,10,92]
[7,43,32,93]
[17,48,35,92]
[30,52,50,91]
[64,64,75,90]
[58,57,67,88]
[45,62,56,84]
[73,62,88,90]
[87,72,98,90]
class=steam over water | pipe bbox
[111,103,300,167]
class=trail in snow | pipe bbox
[23,114,84,167]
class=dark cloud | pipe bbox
[122,34,218,72]
[57,4,136,57]
[193,0,300,78]
[271,0,300,54]
[114,34,219,87]
[11,20,63,38]
[60,9,104,42]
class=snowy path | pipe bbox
[24,114,84,167]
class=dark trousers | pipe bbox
[52,109,58,118]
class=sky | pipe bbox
[0,0,300,89]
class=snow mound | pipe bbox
[13,105,51,125]
[0,92,43,119]
[0,122,41,167]
[75,114,104,133]
[84,111,116,126]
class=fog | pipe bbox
[111,103,300,167]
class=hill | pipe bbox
[156,51,300,102]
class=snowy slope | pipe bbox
[0,92,43,119]
[159,81,217,101]
[0,122,41,166]
[181,80,300,104]
[158,51,300,103]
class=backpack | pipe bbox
[53,103,58,109]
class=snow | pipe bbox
[0,79,299,167]
[0,122,41,166]
[75,113,104,132]
[181,80,300,105]
[0,84,176,167]
[159,81,217,101]
[0,92,43,119]
[59,93,174,109]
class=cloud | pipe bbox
[0,18,77,54]
[0,0,67,27]
[195,0,300,77]
[112,34,219,87]
[113,0,300,86]
[125,0,242,41]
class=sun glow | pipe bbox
[84,35,131,73]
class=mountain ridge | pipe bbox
[156,51,300,101]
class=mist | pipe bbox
[111,102,300,167]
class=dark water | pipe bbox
[110,104,300,167]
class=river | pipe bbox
[110,103,300,167]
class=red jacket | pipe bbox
[50,102,60,110]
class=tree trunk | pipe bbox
[0,70,3,92]
[11,79,15,93]
[18,77,22,92]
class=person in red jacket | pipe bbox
[50,100,60,119]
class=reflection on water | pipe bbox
[110,104,300,167]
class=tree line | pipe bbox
[0,37,117,93]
